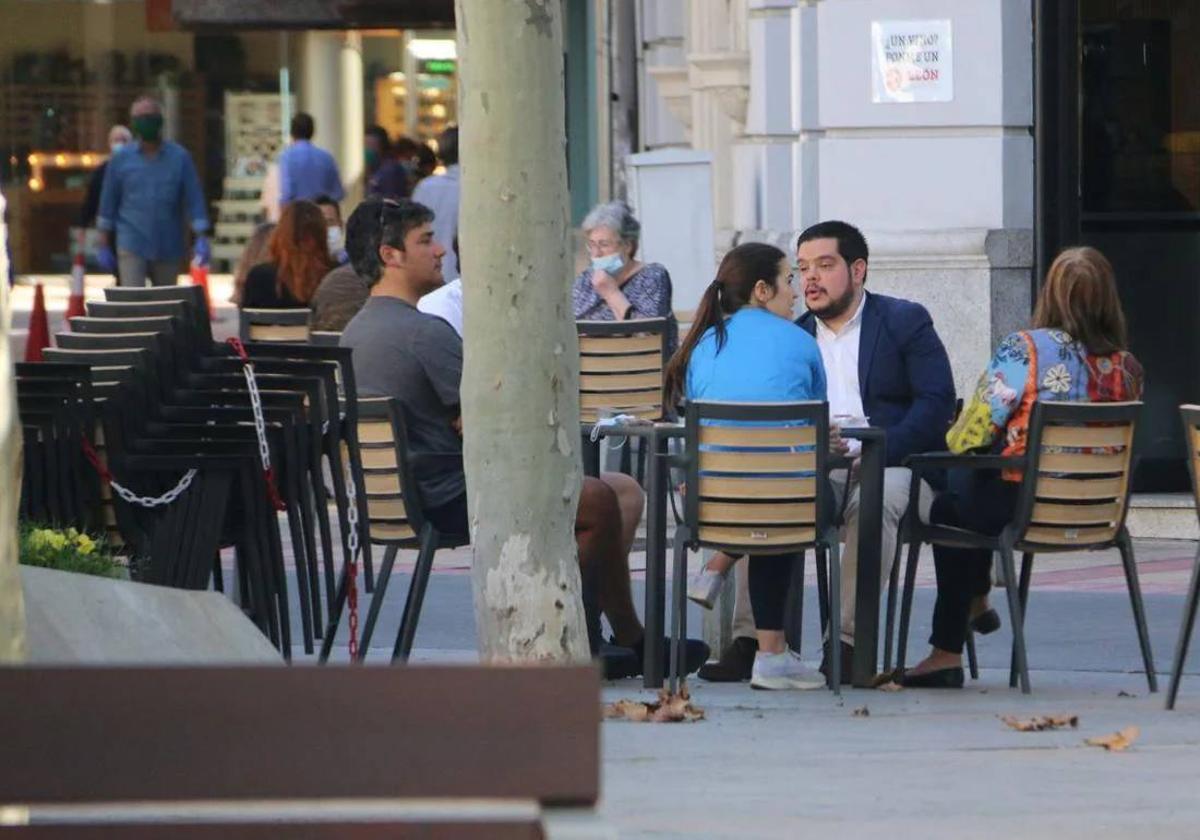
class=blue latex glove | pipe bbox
[192,235,211,267]
[96,244,117,273]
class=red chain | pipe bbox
[226,337,287,512]
[81,437,113,483]
[347,561,359,660]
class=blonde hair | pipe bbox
[231,222,275,305]
[1032,246,1128,355]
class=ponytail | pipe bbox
[664,281,726,408]
[662,241,789,409]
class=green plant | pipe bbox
[19,524,123,578]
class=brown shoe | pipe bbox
[697,636,758,682]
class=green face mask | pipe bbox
[132,114,164,143]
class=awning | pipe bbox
[171,0,455,31]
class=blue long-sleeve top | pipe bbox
[97,140,209,261]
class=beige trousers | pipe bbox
[731,467,933,645]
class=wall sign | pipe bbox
[871,19,953,104]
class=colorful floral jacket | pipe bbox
[946,328,1143,478]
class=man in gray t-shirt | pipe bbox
[338,197,709,677]
[343,295,464,507]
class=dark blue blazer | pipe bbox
[796,291,956,467]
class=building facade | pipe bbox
[636,0,1193,492]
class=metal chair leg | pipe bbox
[1118,529,1158,693]
[999,539,1031,693]
[1009,552,1033,688]
[883,535,904,671]
[827,535,842,696]
[668,525,691,695]
[318,555,348,664]
[392,525,439,662]
[357,544,400,660]
[966,632,979,679]
[815,546,829,636]
[1167,543,1200,709]
[896,539,922,673]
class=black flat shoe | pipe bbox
[970,608,1001,635]
[898,667,964,689]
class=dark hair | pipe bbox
[663,242,788,406]
[415,142,437,177]
[345,198,435,288]
[365,125,391,150]
[1033,246,1128,355]
[291,112,315,140]
[313,194,340,219]
[438,126,459,166]
[796,220,869,278]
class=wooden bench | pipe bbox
[0,666,604,838]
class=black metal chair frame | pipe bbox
[1166,404,1200,709]
[319,396,469,664]
[669,400,843,694]
[895,400,1155,694]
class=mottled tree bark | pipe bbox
[0,191,26,664]
[457,0,588,661]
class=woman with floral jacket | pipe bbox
[900,246,1143,688]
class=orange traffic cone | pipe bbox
[189,261,213,321]
[24,283,50,362]
[65,229,86,320]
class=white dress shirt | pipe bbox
[418,278,464,338]
[815,292,868,454]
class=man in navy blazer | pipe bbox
[699,220,956,683]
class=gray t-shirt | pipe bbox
[340,295,464,508]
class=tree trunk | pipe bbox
[0,191,26,663]
[457,0,589,662]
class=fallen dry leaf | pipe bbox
[1085,726,1139,752]
[852,706,870,717]
[602,686,705,724]
[1001,714,1079,732]
[877,680,904,692]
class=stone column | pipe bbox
[814,0,1034,389]
[686,0,749,240]
[640,0,689,150]
[299,31,344,172]
[339,31,365,194]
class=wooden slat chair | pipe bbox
[0,666,600,838]
[670,400,842,693]
[895,400,1154,694]
[309,330,342,347]
[577,317,669,424]
[239,307,312,343]
[1166,405,1200,709]
[320,396,470,663]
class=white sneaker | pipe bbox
[686,568,727,610]
[750,650,827,690]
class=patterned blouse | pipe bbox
[947,328,1143,479]
[572,262,678,355]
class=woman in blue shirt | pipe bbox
[663,242,828,689]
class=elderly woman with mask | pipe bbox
[572,201,677,354]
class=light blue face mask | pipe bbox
[591,253,624,274]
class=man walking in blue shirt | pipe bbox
[97,96,210,287]
[279,113,344,208]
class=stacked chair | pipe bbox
[16,285,370,661]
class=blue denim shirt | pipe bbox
[278,140,345,205]
[97,141,209,261]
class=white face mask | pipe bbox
[327,226,343,254]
